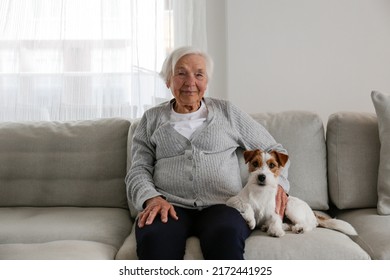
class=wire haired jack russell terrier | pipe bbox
[227,149,357,237]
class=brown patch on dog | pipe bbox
[270,151,289,167]
[243,149,289,173]
[243,149,263,172]
[314,212,329,221]
[266,157,281,177]
[243,149,261,163]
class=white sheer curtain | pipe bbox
[0,0,207,121]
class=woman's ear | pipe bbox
[166,77,172,89]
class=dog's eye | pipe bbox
[268,163,276,169]
[252,161,259,167]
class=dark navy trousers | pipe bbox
[135,204,252,260]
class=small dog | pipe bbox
[227,149,357,237]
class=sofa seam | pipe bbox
[351,235,375,259]
[334,115,341,207]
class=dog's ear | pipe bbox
[243,149,262,163]
[270,151,289,167]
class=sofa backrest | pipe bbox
[251,111,328,210]
[327,112,379,209]
[0,118,130,208]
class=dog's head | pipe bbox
[243,149,289,187]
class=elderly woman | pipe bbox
[126,46,290,260]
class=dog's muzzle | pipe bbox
[257,174,267,186]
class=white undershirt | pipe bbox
[170,101,208,139]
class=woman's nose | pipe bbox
[184,74,196,85]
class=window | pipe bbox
[0,0,207,121]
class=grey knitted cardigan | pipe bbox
[126,97,290,211]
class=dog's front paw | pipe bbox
[247,219,256,230]
[267,224,285,237]
[268,228,285,237]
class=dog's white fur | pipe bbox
[227,149,357,237]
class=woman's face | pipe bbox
[168,54,208,113]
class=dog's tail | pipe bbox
[314,211,357,236]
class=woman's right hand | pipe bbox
[137,196,178,228]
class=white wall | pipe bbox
[208,0,390,122]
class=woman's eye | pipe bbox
[196,73,205,79]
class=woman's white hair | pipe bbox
[159,46,214,84]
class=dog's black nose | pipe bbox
[258,174,266,185]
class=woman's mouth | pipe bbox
[180,90,197,95]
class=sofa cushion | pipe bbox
[243,229,370,259]
[0,207,132,259]
[0,240,118,260]
[371,90,390,214]
[119,224,369,260]
[337,208,390,259]
[0,207,131,248]
[182,229,369,260]
[251,111,328,210]
[0,118,130,208]
[327,112,379,209]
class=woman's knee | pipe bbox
[135,208,191,260]
[197,205,252,259]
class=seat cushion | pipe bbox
[181,228,369,260]
[0,240,117,260]
[124,225,369,260]
[0,207,132,259]
[243,228,369,259]
[337,208,390,260]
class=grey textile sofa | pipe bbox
[0,110,389,259]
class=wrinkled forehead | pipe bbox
[174,54,207,71]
